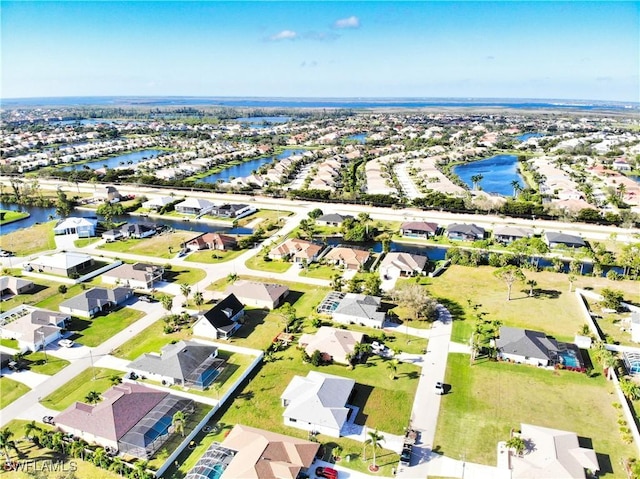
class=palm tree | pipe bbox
[51,431,66,454]
[179,283,191,299]
[110,456,126,476]
[332,445,343,462]
[227,273,238,284]
[24,420,41,440]
[619,377,640,400]
[172,411,186,437]
[160,295,173,313]
[526,279,537,297]
[365,429,385,471]
[511,180,522,198]
[92,447,108,468]
[193,291,204,312]
[110,374,123,386]
[133,460,150,479]
[69,440,85,460]
[85,390,101,404]
[386,359,399,380]
[506,436,526,456]
[471,174,483,190]
[0,428,18,461]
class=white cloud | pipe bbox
[269,30,298,41]
[334,16,360,29]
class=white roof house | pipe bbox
[174,198,215,215]
[280,371,355,438]
[53,217,97,238]
[29,252,94,277]
[142,196,175,210]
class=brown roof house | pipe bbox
[186,425,319,479]
[185,232,237,252]
[268,238,323,264]
[324,246,370,270]
[102,263,164,291]
[224,280,289,310]
[379,252,428,279]
[55,383,195,459]
[298,326,365,365]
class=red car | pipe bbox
[315,466,338,479]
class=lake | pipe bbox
[198,148,306,184]
[346,133,367,144]
[453,154,526,196]
[0,203,252,236]
[517,132,544,141]
[233,116,291,129]
[629,175,640,184]
[62,149,165,171]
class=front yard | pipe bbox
[67,307,145,347]
[111,320,192,360]
[0,377,30,409]
[40,367,124,411]
[97,231,196,259]
[245,254,292,273]
[434,353,636,476]
[22,351,70,375]
[184,248,246,264]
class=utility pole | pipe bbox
[40,331,48,362]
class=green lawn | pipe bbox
[0,209,29,225]
[184,248,246,264]
[23,351,70,375]
[0,338,18,349]
[164,265,207,285]
[34,282,98,311]
[0,376,31,408]
[236,208,293,228]
[434,353,635,477]
[67,307,145,347]
[245,254,292,273]
[97,231,197,259]
[111,320,192,360]
[74,237,101,248]
[0,419,121,479]
[298,263,338,280]
[1,221,56,255]
[41,367,124,411]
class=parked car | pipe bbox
[435,381,444,395]
[315,466,338,479]
[58,339,75,348]
[43,416,55,425]
[138,295,155,303]
[400,445,412,466]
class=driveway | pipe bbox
[1,369,50,388]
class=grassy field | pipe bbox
[434,353,635,476]
[0,420,121,479]
[112,320,193,360]
[41,367,124,411]
[164,265,207,285]
[67,307,145,347]
[73,237,101,248]
[0,376,30,409]
[23,351,70,375]
[0,338,18,349]
[0,209,29,225]
[245,254,292,273]
[1,221,56,255]
[184,248,246,264]
[236,208,293,228]
[34,283,99,310]
[298,262,338,280]
[97,231,196,259]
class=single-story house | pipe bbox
[315,213,353,227]
[493,226,534,244]
[400,221,439,239]
[28,252,94,277]
[186,425,319,479]
[508,424,599,479]
[0,276,34,299]
[280,371,355,438]
[446,223,485,241]
[185,232,237,252]
[102,263,164,291]
[103,223,158,241]
[175,198,215,216]
[324,246,370,271]
[0,305,70,353]
[59,287,133,318]
[53,217,98,238]
[327,292,386,329]
[544,232,587,249]
[268,238,323,263]
[193,294,245,340]
[630,312,640,343]
[142,196,175,211]
[55,383,194,459]
[224,280,289,310]
[298,327,365,365]
[95,186,122,203]
[210,204,256,219]
[379,252,428,279]
[496,327,584,369]
[128,340,224,390]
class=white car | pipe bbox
[58,339,75,348]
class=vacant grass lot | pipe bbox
[0,419,121,479]
[164,265,207,285]
[111,321,192,360]
[0,209,29,225]
[236,209,293,228]
[0,376,30,409]
[73,237,100,248]
[23,351,70,375]
[434,353,635,476]
[1,221,56,256]
[41,367,124,411]
[34,282,101,311]
[67,307,145,347]
[97,231,196,259]
[245,254,292,273]
[184,248,246,264]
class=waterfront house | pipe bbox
[102,263,163,291]
[128,340,223,390]
[324,246,371,271]
[185,232,237,251]
[224,280,289,310]
[446,223,485,241]
[192,294,244,340]
[315,213,353,227]
[142,196,175,211]
[53,217,98,238]
[400,221,439,239]
[544,232,587,249]
[209,204,256,219]
[175,198,215,216]
[59,287,133,318]
[379,252,428,278]
[268,238,323,263]
[493,226,534,244]
[280,371,355,438]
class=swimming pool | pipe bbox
[557,348,582,368]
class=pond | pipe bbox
[0,203,252,236]
[62,149,165,171]
[346,133,367,144]
[517,132,544,141]
[233,116,291,129]
[453,154,526,196]
[197,148,306,184]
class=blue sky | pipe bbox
[1,1,638,101]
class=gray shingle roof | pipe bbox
[544,232,586,247]
[129,340,218,381]
[446,223,485,237]
[59,287,132,312]
[496,327,559,361]
[334,293,385,323]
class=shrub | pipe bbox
[58,285,68,294]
